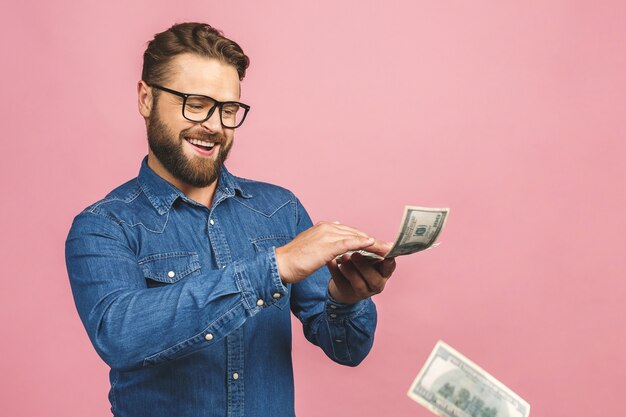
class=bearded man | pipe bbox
[65,22,396,417]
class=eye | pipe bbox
[222,104,240,115]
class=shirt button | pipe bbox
[209,219,215,225]
[232,372,239,380]
[256,299,265,306]
[167,271,176,278]
[205,333,214,341]
[329,304,337,309]
[272,293,281,299]
[330,313,337,318]
[335,339,343,343]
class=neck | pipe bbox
[147,153,217,208]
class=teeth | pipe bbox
[187,138,215,148]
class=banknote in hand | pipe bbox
[336,205,450,262]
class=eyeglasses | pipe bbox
[146,83,251,128]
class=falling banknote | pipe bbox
[407,341,530,417]
[336,206,450,262]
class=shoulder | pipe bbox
[71,177,152,227]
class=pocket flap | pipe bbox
[138,251,201,284]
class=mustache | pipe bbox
[181,128,225,143]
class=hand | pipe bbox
[275,221,390,284]
[327,251,396,305]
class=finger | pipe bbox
[350,253,387,294]
[326,259,341,277]
[361,239,394,257]
[316,225,371,244]
[320,221,371,239]
[335,236,376,255]
[338,259,374,298]
[376,257,396,278]
[327,259,356,296]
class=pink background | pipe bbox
[1,1,625,416]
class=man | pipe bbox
[65,22,396,417]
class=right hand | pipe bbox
[274,221,389,284]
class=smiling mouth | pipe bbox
[185,137,217,152]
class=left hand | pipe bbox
[327,247,397,305]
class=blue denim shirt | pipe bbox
[65,156,377,417]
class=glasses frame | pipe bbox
[146,82,250,128]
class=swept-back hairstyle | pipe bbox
[142,22,250,86]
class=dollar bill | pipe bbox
[336,206,450,262]
[407,341,530,417]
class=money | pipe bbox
[336,206,450,262]
[407,341,530,417]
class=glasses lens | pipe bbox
[220,103,247,128]
[183,95,216,122]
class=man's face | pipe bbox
[146,54,241,188]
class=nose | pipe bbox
[200,105,223,133]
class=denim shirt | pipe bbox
[65,156,377,417]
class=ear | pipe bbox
[137,80,153,118]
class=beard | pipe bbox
[146,106,233,188]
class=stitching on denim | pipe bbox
[250,235,292,243]
[250,235,291,252]
[326,299,368,322]
[324,317,353,363]
[233,264,253,311]
[138,252,200,282]
[138,251,199,263]
[230,176,255,196]
[109,372,119,412]
[143,264,200,282]
[124,209,169,233]
[203,301,244,337]
[85,210,125,226]
[137,252,200,282]
[87,187,169,233]
[137,176,175,214]
[90,187,143,211]
[231,198,290,217]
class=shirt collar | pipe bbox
[137,155,252,215]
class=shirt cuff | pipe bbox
[325,291,371,321]
[234,247,289,314]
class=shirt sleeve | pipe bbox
[65,211,288,371]
[288,197,378,366]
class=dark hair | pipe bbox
[142,22,250,85]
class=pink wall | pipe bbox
[1,1,624,416]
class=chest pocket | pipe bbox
[138,251,201,287]
[251,235,292,309]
